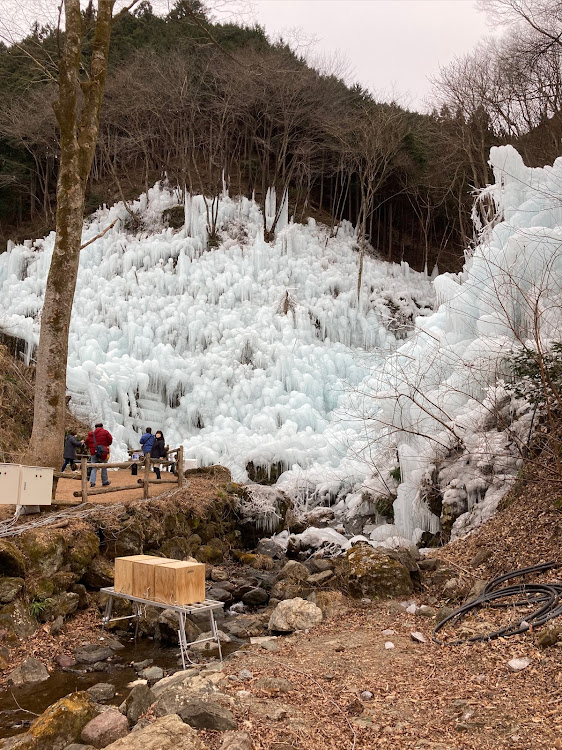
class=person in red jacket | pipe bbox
[85,422,113,487]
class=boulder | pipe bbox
[278,560,309,582]
[537,626,562,648]
[241,588,269,606]
[308,590,348,619]
[270,580,310,601]
[3,691,96,750]
[0,599,37,639]
[211,568,229,582]
[308,559,334,574]
[19,530,66,576]
[0,576,24,603]
[74,644,114,665]
[337,544,413,599]
[50,616,64,636]
[225,614,268,638]
[190,629,231,653]
[195,543,224,565]
[140,666,163,681]
[101,520,144,559]
[219,731,253,750]
[65,531,100,576]
[306,570,334,586]
[0,644,10,670]
[122,683,155,725]
[87,683,116,702]
[156,609,200,644]
[102,714,209,750]
[81,710,129,748]
[0,540,26,577]
[82,557,114,589]
[268,598,322,633]
[42,593,80,622]
[255,539,285,559]
[9,657,49,686]
[177,699,237,731]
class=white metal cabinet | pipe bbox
[19,466,53,505]
[0,464,21,504]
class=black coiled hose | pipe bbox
[433,561,562,645]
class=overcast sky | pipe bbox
[251,0,494,111]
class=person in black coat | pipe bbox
[61,431,84,472]
[150,430,167,480]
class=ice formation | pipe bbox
[1,145,560,543]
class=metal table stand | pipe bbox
[100,587,225,667]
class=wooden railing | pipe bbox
[53,446,184,503]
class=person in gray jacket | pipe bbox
[61,431,84,472]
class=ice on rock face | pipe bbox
[0,184,433,508]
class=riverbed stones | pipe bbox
[81,710,129,748]
[9,657,49,686]
[242,587,269,606]
[102,714,209,750]
[337,543,414,599]
[121,683,156,725]
[140,666,164,681]
[87,683,116,702]
[3,691,97,750]
[268,597,322,633]
[74,644,114,664]
[177,699,237,731]
[0,576,24,603]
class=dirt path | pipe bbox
[54,467,176,504]
[217,601,562,750]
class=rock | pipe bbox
[190,629,231,653]
[219,731,253,750]
[82,557,114,589]
[410,631,427,644]
[278,560,309,582]
[0,540,26,577]
[195,543,223,565]
[70,584,89,609]
[5,691,96,750]
[443,578,461,596]
[74,644,114,665]
[268,598,322,633]
[470,548,492,568]
[102,714,208,750]
[50,616,65,636]
[254,676,293,693]
[64,744,96,750]
[381,629,395,636]
[122,683,156,725]
[0,599,37,639]
[417,605,436,617]
[66,531,100,577]
[507,657,532,672]
[537,626,562,648]
[308,590,348,619]
[255,539,285,559]
[418,557,442,572]
[133,659,153,672]
[87,683,116,702]
[0,576,24,603]
[177,699,237,731]
[9,657,49,686]
[102,520,144,560]
[238,669,253,680]
[242,587,269,606]
[435,606,456,625]
[56,653,77,668]
[466,579,487,600]
[337,543,413,599]
[157,609,200,644]
[211,568,229,582]
[384,642,394,650]
[81,711,130,748]
[19,530,66,576]
[0,644,10,670]
[270,580,310,601]
[43,592,80,621]
[224,615,267,638]
[249,636,279,651]
[308,558,334,574]
[140,666,163,681]
[208,587,233,603]
[306,570,334,585]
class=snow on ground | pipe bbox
[2,145,561,543]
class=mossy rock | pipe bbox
[0,539,26,577]
[27,577,55,601]
[0,599,37,639]
[81,556,114,589]
[194,542,223,564]
[65,530,100,576]
[101,518,144,559]
[0,576,24,603]
[158,536,195,560]
[184,465,232,483]
[9,690,96,750]
[40,592,80,622]
[143,516,166,548]
[163,511,192,538]
[19,530,66,576]
[336,543,413,599]
[198,521,221,544]
[162,205,185,229]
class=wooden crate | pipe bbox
[154,561,206,605]
[114,555,153,595]
[131,557,170,599]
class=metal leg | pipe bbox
[209,609,223,664]
[102,595,114,628]
[134,602,141,640]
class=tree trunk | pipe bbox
[26,0,114,469]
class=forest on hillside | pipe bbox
[1,0,562,271]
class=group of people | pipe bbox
[139,427,168,479]
[62,422,113,487]
[61,424,170,486]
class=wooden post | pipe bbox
[177,446,184,488]
[81,457,88,504]
[143,454,150,500]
